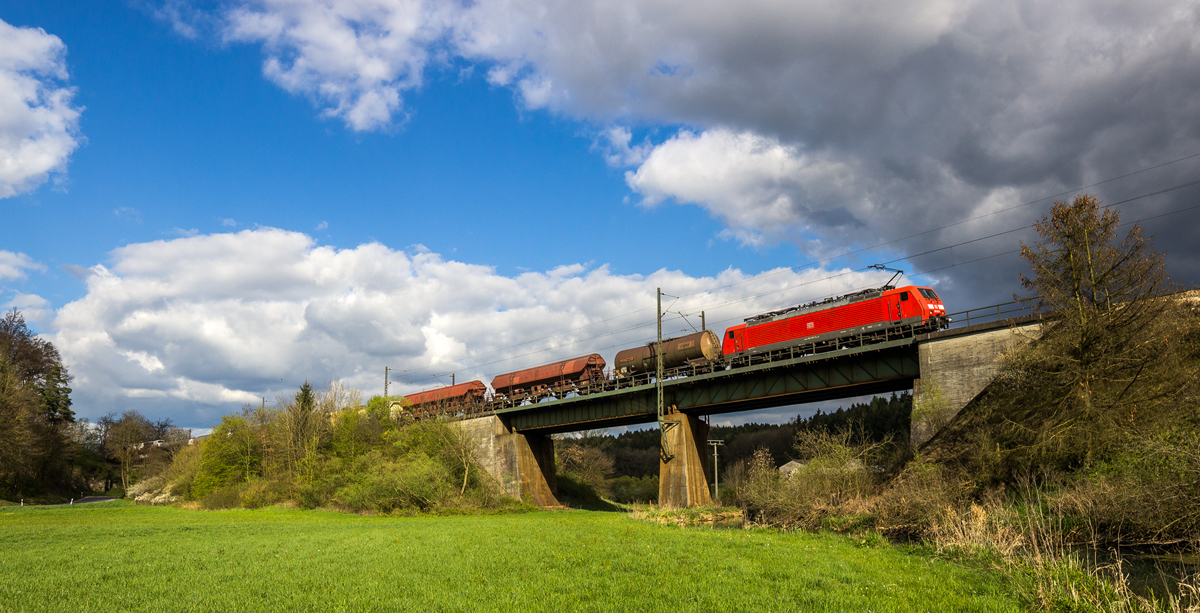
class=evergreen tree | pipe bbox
[37,364,74,425]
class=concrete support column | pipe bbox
[456,415,559,507]
[658,413,713,508]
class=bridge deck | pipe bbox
[418,309,1038,434]
[494,337,921,433]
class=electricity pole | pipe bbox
[657,288,673,460]
[708,439,724,499]
[384,366,390,396]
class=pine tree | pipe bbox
[38,364,74,425]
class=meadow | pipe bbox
[0,501,1019,612]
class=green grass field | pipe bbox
[0,502,1019,612]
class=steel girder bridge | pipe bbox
[490,336,921,434]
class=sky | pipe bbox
[1,0,1199,431]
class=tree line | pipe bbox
[0,309,199,501]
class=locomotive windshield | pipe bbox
[918,288,940,301]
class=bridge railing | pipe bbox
[945,300,1035,329]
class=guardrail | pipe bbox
[945,300,1035,328]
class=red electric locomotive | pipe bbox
[721,284,948,359]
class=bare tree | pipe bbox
[1008,194,1198,465]
[278,382,329,479]
[0,352,36,485]
[106,411,154,492]
[317,378,362,416]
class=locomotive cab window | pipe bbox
[728,331,735,339]
[900,292,909,301]
[919,288,940,301]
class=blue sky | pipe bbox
[2,0,1199,430]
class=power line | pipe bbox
[393,167,1200,386]
[674,151,1200,301]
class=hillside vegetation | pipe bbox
[130,385,525,514]
[719,196,1199,611]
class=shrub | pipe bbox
[200,484,244,510]
[163,443,203,500]
[611,475,658,504]
[334,451,457,513]
[128,475,177,505]
[874,457,973,538]
[191,414,262,499]
[1057,425,1200,544]
[240,478,288,509]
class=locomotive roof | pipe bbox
[744,284,914,327]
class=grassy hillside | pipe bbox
[0,501,1018,612]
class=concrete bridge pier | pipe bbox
[456,415,559,506]
[658,412,713,508]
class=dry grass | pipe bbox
[921,487,1200,612]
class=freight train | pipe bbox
[403,278,948,412]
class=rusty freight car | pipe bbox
[404,380,487,415]
[490,354,606,400]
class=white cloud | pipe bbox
[0,250,45,281]
[183,0,1200,264]
[220,217,238,227]
[0,19,82,199]
[221,0,454,131]
[49,228,888,426]
[4,292,51,324]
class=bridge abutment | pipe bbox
[456,415,559,506]
[658,413,713,508]
[912,320,1043,446]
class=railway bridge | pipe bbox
[451,303,1042,508]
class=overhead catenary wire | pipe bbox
[671,151,1200,301]
[393,171,1200,388]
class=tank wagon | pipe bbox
[614,329,722,376]
[490,353,606,399]
[722,284,947,359]
[403,380,487,411]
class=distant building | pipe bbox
[779,460,804,478]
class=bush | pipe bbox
[200,484,244,510]
[163,444,203,500]
[610,475,658,504]
[333,451,457,513]
[874,457,973,537]
[1057,426,1200,544]
[240,478,288,509]
[191,414,262,499]
[150,385,521,514]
